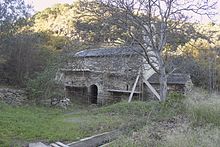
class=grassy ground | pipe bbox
[1,88,220,146]
[0,104,83,146]
[110,88,220,147]
[0,101,154,146]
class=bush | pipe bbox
[158,92,186,118]
[26,54,65,104]
[162,92,185,108]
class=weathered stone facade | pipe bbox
[58,47,192,105]
[59,55,142,104]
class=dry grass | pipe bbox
[110,88,220,147]
[185,88,220,126]
[161,88,220,147]
[162,125,220,147]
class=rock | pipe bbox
[0,88,27,106]
[0,93,4,98]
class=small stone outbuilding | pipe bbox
[57,46,192,105]
[148,73,192,98]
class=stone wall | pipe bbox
[0,88,27,105]
[68,55,142,74]
[60,54,143,105]
[145,83,190,100]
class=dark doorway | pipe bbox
[90,85,98,104]
[65,86,88,103]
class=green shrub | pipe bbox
[26,54,65,104]
[158,92,186,118]
[162,92,185,108]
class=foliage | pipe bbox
[0,0,71,88]
[0,0,31,36]
[2,0,220,91]
[26,52,65,103]
[176,27,220,90]
[1,32,46,85]
[161,92,185,108]
[30,0,130,45]
[159,92,186,116]
[99,0,217,100]
[0,0,31,24]
[0,0,31,79]
[0,30,67,86]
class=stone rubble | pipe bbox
[0,88,27,105]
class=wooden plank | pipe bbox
[50,143,60,147]
[143,79,161,100]
[99,142,112,147]
[60,68,91,72]
[55,142,69,147]
[67,131,120,147]
[29,142,48,147]
[107,89,141,94]
[128,71,141,103]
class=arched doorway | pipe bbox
[90,85,98,104]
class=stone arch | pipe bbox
[89,84,98,104]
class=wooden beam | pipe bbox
[67,131,120,147]
[107,89,141,94]
[128,71,141,103]
[56,142,69,147]
[143,79,161,101]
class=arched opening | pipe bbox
[90,85,98,104]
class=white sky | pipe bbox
[24,0,220,24]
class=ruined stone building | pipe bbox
[57,46,192,105]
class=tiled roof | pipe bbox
[148,73,191,85]
[74,46,142,57]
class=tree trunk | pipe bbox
[208,57,212,93]
[159,66,167,101]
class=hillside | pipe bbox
[30,1,128,44]
[29,1,220,46]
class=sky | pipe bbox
[24,0,220,24]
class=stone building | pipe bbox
[57,46,192,105]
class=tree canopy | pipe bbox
[0,0,220,96]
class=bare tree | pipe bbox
[0,0,31,32]
[98,0,217,100]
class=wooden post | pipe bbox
[128,71,141,103]
[143,79,161,101]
